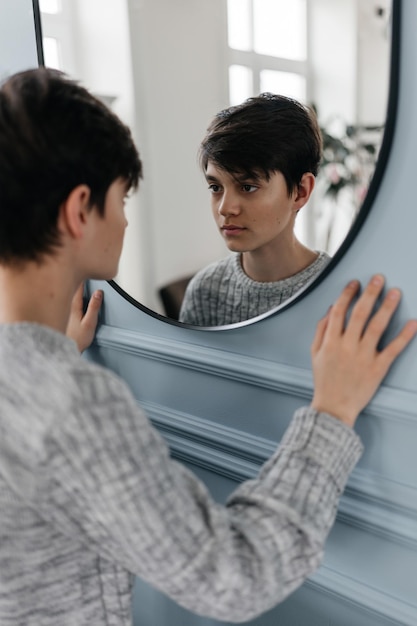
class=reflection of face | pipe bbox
[205,162,299,256]
[88,178,129,280]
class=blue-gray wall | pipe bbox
[5,0,417,624]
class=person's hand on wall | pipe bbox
[311,274,417,428]
[66,283,103,352]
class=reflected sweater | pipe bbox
[0,323,362,625]
[179,251,331,326]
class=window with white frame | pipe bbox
[227,0,308,105]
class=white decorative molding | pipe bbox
[97,325,417,424]
[96,325,313,396]
[337,482,417,548]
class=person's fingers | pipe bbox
[82,290,103,331]
[344,274,385,342]
[361,288,401,350]
[310,273,417,428]
[324,279,360,337]
[376,319,417,374]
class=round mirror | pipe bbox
[37,0,397,327]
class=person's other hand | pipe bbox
[311,274,417,428]
[66,283,103,352]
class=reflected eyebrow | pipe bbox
[233,174,261,185]
[205,171,263,186]
[205,174,221,183]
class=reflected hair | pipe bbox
[0,67,142,264]
[199,93,322,195]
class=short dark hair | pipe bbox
[199,93,322,195]
[0,67,142,264]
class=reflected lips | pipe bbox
[222,225,246,236]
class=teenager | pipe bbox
[179,93,330,326]
[0,67,415,626]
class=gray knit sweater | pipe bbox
[0,323,362,625]
[179,251,330,326]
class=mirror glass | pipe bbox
[38,0,394,326]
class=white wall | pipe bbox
[309,0,358,124]
[357,0,391,125]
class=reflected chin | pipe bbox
[224,240,243,252]
[223,237,252,253]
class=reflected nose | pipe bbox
[218,190,240,216]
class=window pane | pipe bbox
[39,0,61,14]
[42,37,61,69]
[229,65,253,105]
[260,70,306,102]
[227,0,252,51]
[254,0,306,60]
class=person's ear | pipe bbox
[58,185,92,239]
[293,173,315,211]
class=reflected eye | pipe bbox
[241,184,258,193]
[208,183,222,193]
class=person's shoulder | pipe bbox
[0,326,139,476]
[48,356,147,456]
[68,356,132,406]
[313,250,332,273]
[317,250,332,264]
[305,250,331,275]
[14,325,134,413]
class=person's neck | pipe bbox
[241,239,319,283]
[0,257,81,334]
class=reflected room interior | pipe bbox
[38,0,392,323]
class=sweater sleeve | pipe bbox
[38,368,362,623]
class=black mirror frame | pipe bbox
[32,0,44,66]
